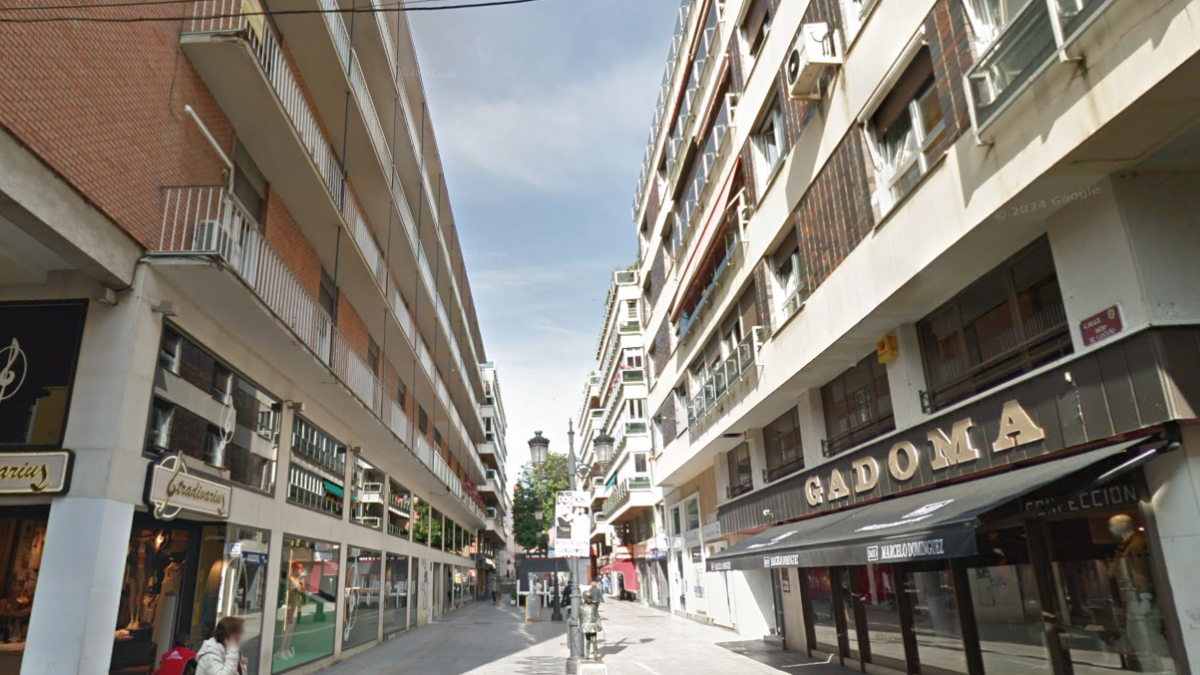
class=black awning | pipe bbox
[707,438,1149,572]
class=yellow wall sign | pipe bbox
[0,450,73,495]
[876,334,899,364]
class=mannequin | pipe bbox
[1108,514,1170,673]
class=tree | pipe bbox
[513,453,570,552]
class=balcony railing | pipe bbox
[821,413,896,458]
[686,327,764,427]
[601,475,653,519]
[184,5,483,440]
[763,454,804,484]
[966,0,1119,133]
[155,186,482,519]
[726,480,754,500]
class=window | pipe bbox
[741,0,772,62]
[867,47,945,213]
[203,424,224,467]
[840,0,880,43]
[634,454,648,474]
[418,406,429,434]
[726,443,753,498]
[434,428,443,449]
[257,409,276,439]
[397,376,407,404]
[211,363,233,403]
[625,350,644,369]
[821,352,895,456]
[147,398,174,449]
[772,231,806,323]
[763,406,803,482]
[368,337,380,375]
[671,505,682,536]
[319,267,336,318]
[962,0,1029,49]
[628,399,646,420]
[232,142,268,220]
[917,237,1070,412]
[753,98,788,186]
[159,327,181,373]
[684,498,700,531]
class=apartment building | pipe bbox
[633,0,1200,672]
[576,271,667,608]
[0,3,510,675]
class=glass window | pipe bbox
[343,548,382,649]
[388,481,412,539]
[288,417,345,516]
[192,525,270,674]
[418,406,429,434]
[318,267,336,318]
[383,553,410,635]
[233,141,267,220]
[413,499,429,545]
[726,443,753,498]
[1047,509,1178,675]
[159,327,181,373]
[397,376,407,404]
[684,499,700,532]
[907,560,968,674]
[671,506,682,536]
[870,48,943,211]
[351,457,384,530]
[967,526,1048,675]
[274,537,339,672]
[430,508,444,549]
[742,0,772,59]
[634,454,648,473]
[763,407,803,481]
[807,567,840,652]
[754,99,787,185]
[367,338,380,375]
[409,557,421,626]
[821,353,895,456]
[211,363,233,403]
[855,564,906,670]
[147,398,174,450]
[917,237,1070,412]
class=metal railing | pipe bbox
[726,480,753,500]
[155,187,483,520]
[821,413,897,457]
[763,453,804,484]
[965,0,1119,133]
[601,476,653,519]
[686,327,764,427]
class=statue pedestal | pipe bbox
[577,662,608,675]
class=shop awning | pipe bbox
[600,559,640,591]
[707,438,1149,572]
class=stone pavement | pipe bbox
[315,597,851,675]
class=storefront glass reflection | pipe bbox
[856,564,905,669]
[113,520,192,674]
[273,537,339,673]
[0,509,48,670]
[1048,509,1177,675]
[383,553,409,635]
[342,548,381,648]
[908,561,967,675]
[409,557,421,627]
[968,527,1048,675]
[806,567,839,652]
[193,525,270,675]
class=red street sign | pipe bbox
[1080,305,1123,347]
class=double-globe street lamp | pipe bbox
[529,427,615,670]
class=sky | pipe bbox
[409,0,681,481]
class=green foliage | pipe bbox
[513,453,570,552]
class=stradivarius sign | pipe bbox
[145,453,232,520]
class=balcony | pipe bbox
[358,481,385,504]
[180,6,484,449]
[966,0,1120,134]
[686,327,765,427]
[726,479,753,500]
[150,186,484,524]
[481,468,503,495]
[601,476,654,522]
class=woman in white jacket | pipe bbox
[195,616,248,675]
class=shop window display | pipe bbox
[806,567,840,653]
[273,537,339,673]
[342,548,382,649]
[0,510,48,670]
[855,564,906,669]
[1046,508,1177,675]
[192,525,270,675]
[383,553,410,635]
[112,521,193,674]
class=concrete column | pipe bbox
[713,447,732,505]
[746,427,768,490]
[886,323,928,428]
[21,498,134,675]
[1142,426,1200,668]
[796,391,825,469]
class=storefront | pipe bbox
[708,327,1200,675]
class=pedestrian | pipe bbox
[490,576,498,605]
[195,617,248,675]
[560,580,572,618]
[152,631,196,675]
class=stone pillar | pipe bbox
[796,391,826,469]
[21,498,134,675]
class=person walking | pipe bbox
[152,631,196,675]
[490,576,498,605]
[195,617,248,675]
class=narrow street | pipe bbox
[316,599,829,675]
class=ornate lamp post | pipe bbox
[529,431,549,467]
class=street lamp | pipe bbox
[593,432,614,467]
[529,431,550,467]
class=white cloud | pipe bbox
[433,53,661,192]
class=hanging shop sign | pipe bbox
[0,301,88,448]
[144,453,232,520]
[551,490,590,557]
[0,449,73,495]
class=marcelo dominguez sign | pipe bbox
[145,453,232,520]
[0,450,73,495]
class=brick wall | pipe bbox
[656,397,678,448]
[925,0,976,155]
[652,320,672,383]
[264,188,323,301]
[336,291,371,363]
[0,9,233,248]
[649,245,667,307]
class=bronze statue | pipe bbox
[579,581,604,661]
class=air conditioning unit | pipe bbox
[787,23,843,101]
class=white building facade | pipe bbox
[633,0,1200,671]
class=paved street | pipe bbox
[315,599,840,675]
